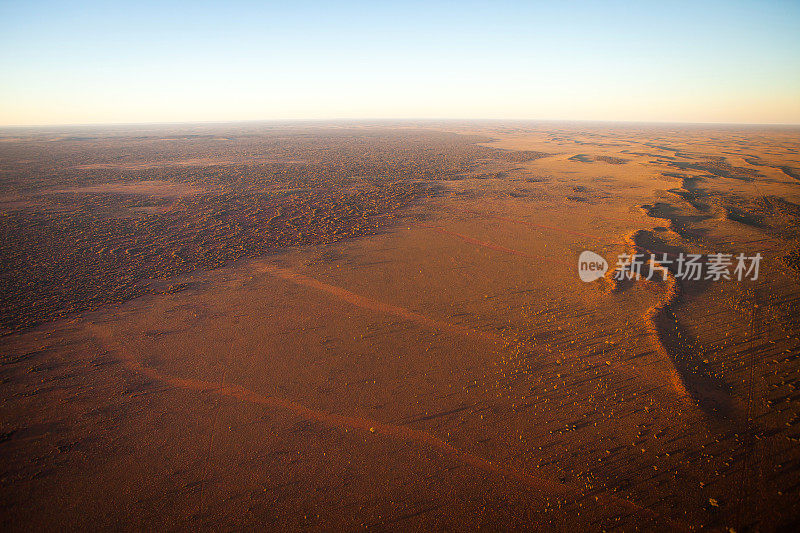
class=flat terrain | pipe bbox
[1,121,799,530]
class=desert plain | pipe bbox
[1,121,799,530]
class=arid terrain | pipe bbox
[1,121,799,530]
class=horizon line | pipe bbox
[2,117,800,129]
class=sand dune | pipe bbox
[2,122,799,530]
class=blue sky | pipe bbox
[1,0,799,125]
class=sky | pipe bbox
[1,0,799,126]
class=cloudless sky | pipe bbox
[1,0,799,125]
